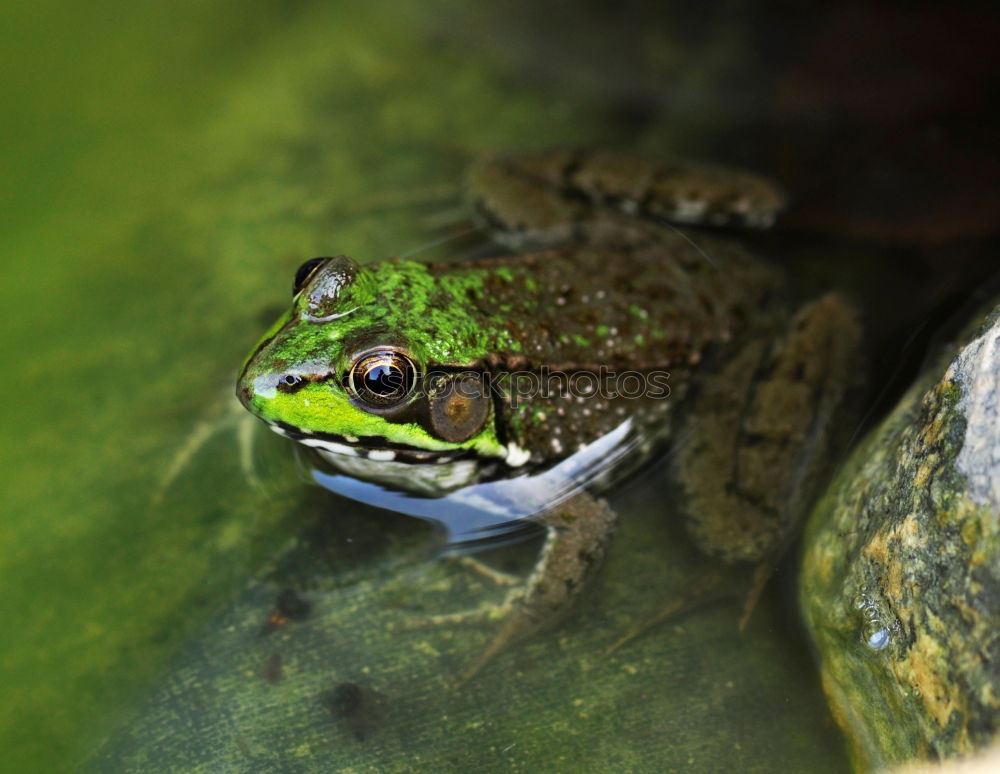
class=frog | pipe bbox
[236,149,862,681]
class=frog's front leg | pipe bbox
[423,491,617,685]
[154,397,261,506]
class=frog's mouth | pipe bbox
[267,421,479,465]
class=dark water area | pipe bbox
[1,1,997,772]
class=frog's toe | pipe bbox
[153,403,253,506]
[604,570,732,655]
[397,593,537,688]
[453,605,547,688]
[400,593,521,630]
[451,555,523,586]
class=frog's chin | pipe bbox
[262,420,507,496]
[316,449,489,496]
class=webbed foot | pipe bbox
[406,492,617,687]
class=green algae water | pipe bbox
[5,1,994,772]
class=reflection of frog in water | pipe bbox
[237,150,862,679]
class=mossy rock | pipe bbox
[801,300,1000,771]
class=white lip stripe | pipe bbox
[267,422,503,467]
[298,437,360,457]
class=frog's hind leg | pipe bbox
[467,149,789,252]
[612,294,862,649]
[676,293,862,567]
[409,491,617,686]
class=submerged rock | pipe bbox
[801,300,1000,772]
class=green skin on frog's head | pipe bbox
[236,256,530,478]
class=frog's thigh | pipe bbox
[468,149,787,246]
[674,294,862,564]
[466,153,587,249]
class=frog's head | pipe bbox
[237,256,515,469]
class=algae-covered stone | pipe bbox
[801,300,1000,772]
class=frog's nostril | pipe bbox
[276,373,306,394]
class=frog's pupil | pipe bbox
[365,364,402,394]
[349,351,417,407]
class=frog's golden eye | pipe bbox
[347,350,418,408]
[292,257,329,296]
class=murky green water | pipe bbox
[3,2,996,772]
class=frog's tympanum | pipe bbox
[237,150,861,679]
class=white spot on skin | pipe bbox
[673,200,708,221]
[368,449,397,462]
[505,443,531,467]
